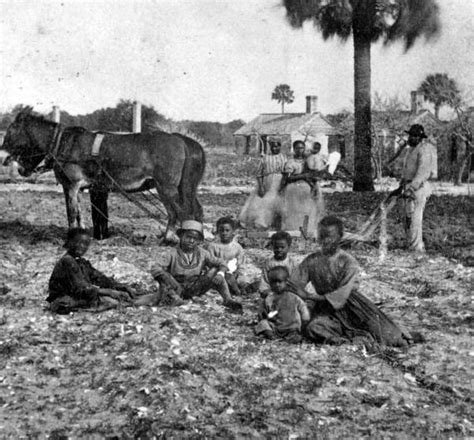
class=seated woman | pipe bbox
[278,141,324,237]
[47,228,140,314]
[290,216,416,347]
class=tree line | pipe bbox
[0,100,244,149]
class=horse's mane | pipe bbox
[19,111,57,127]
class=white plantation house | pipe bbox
[233,95,344,157]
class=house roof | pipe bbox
[233,112,340,136]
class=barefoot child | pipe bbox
[258,231,299,298]
[291,216,414,346]
[151,220,243,313]
[47,228,137,314]
[255,266,310,343]
[206,216,247,296]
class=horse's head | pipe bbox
[3,107,53,176]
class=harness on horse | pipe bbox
[91,133,105,157]
[44,124,168,227]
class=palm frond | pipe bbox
[385,0,440,50]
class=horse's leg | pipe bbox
[192,196,203,222]
[90,188,109,240]
[156,183,185,232]
[62,185,75,229]
[63,183,83,229]
[76,190,83,228]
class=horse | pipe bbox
[3,107,205,239]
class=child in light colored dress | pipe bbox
[256,266,310,343]
[206,216,247,296]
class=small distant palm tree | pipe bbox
[272,84,295,113]
[419,73,461,119]
[283,0,440,191]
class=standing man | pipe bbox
[400,124,436,253]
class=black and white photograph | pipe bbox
[0,0,472,438]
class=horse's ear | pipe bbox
[15,106,33,122]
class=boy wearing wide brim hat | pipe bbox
[151,220,243,313]
[400,124,437,252]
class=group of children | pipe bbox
[47,214,414,347]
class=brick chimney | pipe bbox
[306,95,318,114]
[132,101,142,133]
[411,91,424,114]
[52,105,60,123]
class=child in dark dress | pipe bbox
[47,228,137,314]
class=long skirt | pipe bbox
[49,292,163,313]
[239,173,282,229]
[306,290,411,347]
[279,181,325,238]
[48,295,120,314]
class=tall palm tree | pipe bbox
[283,0,440,191]
[419,73,460,119]
[272,84,295,113]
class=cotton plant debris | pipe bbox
[0,174,472,438]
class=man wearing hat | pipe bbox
[150,220,243,312]
[400,124,437,252]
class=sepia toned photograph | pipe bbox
[0,0,472,438]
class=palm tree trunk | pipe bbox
[352,32,375,191]
[434,104,440,119]
[281,102,285,114]
[455,148,472,186]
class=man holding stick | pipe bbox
[399,124,437,253]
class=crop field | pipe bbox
[0,153,472,439]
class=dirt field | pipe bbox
[1,156,473,438]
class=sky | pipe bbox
[0,0,473,122]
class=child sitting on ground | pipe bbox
[291,216,416,347]
[206,216,247,296]
[47,228,138,314]
[150,220,243,313]
[255,266,310,343]
[258,231,299,298]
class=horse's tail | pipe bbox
[173,133,206,221]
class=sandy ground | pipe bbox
[0,170,473,438]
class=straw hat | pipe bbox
[176,220,204,239]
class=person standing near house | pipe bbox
[256,141,287,197]
[306,142,328,173]
[278,140,306,192]
[279,141,325,236]
[400,124,436,253]
[239,140,286,229]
